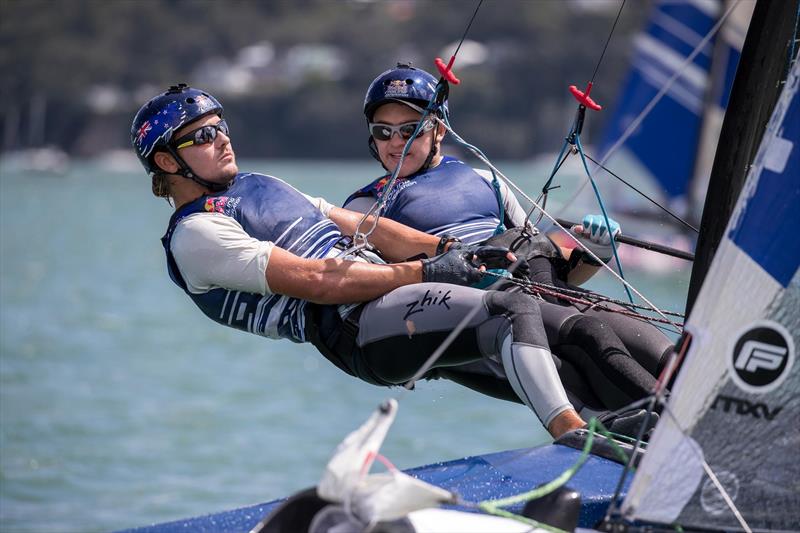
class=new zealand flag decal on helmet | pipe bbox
[729,320,795,394]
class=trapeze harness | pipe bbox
[343,156,569,277]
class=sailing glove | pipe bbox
[421,245,526,286]
[573,214,622,264]
[582,214,621,245]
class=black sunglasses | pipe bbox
[368,120,434,141]
[173,119,230,150]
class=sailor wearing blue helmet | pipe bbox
[345,64,672,419]
[132,83,595,440]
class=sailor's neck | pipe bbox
[171,180,215,211]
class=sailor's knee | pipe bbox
[485,290,540,318]
[484,290,547,346]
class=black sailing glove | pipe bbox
[421,245,523,286]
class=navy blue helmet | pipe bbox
[363,63,448,121]
[131,84,223,175]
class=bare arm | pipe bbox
[266,246,423,304]
[328,206,442,262]
[562,245,603,285]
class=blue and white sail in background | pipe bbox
[600,0,752,223]
[621,57,800,530]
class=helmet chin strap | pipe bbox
[166,146,232,192]
[420,135,438,172]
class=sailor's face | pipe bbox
[371,103,441,178]
[173,114,238,183]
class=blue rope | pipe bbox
[540,135,574,197]
[573,133,633,303]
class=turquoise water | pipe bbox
[0,159,691,532]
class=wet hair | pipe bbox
[151,173,170,198]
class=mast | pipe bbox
[685,0,799,316]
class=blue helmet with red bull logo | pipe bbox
[363,62,448,121]
[131,84,223,175]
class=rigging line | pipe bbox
[554,0,744,218]
[606,345,680,523]
[582,152,700,234]
[527,281,686,318]
[476,412,636,527]
[605,393,660,523]
[441,121,683,333]
[701,461,752,533]
[442,113,506,234]
[508,279,685,327]
[499,274,686,319]
[349,0,485,252]
[439,117,684,334]
[574,133,634,303]
[344,100,442,258]
[590,0,627,83]
[452,0,484,59]
[526,146,571,227]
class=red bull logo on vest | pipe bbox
[204,196,241,214]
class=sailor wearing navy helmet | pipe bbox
[344,64,671,419]
[131,83,591,439]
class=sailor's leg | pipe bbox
[579,304,674,376]
[519,255,672,377]
[481,291,582,437]
[354,283,495,384]
[536,301,658,409]
[355,283,583,437]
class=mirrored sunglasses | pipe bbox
[173,119,230,150]
[368,120,434,141]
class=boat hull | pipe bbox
[120,442,631,532]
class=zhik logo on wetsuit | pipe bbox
[404,289,452,321]
[729,320,795,394]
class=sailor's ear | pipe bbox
[434,121,447,143]
[153,150,179,174]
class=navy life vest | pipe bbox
[161,173,342,343]
[344,157,504,244]
[344,157,565,271]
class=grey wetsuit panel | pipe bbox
[356,283,492,348]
